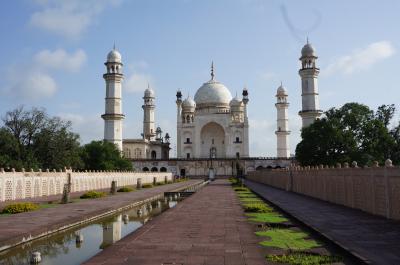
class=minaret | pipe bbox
[102,47,124,151]
[242,87,249,157]
[142,84,156,141]
[298,39,323,128]
[176,89,183,158]
[275,83,290,158]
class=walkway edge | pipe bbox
[0,181,203,253]
[245,179,370,265]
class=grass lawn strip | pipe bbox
[267,252,343,265]
[256,228,320,250]
[246,212,288,223]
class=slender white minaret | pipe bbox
[275,83,290,158]
[299,39,323,128]
[176,89,183,158]
[242,87,249,157]
[142,84,156,141]
[102,47,124,151]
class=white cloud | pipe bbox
[124,72,154,93]
[58,113,103,143]
[324,41,396,76]
[34,49,87,72]
[29,0,122,39]
[248,113,302,157]
[1,48,87,101]
[3,69,57,100]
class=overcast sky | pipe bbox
[1,0,399,157]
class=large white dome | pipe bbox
[194,79,232,106]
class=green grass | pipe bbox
[117,186,135,192]
[256,229,321,250]
[233,187,249,192]
[246,212,288,223]
[239,197,264,203]
[243,202,273,213]
[39,202,59,209]
[267,252,343,265]
[142,183,153,188]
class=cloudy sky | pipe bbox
[0,0,399,157]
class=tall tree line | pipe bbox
[296,103,400,166]
[0,106,132,171]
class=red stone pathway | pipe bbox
[83,179,267,265]
[0,180,200,250]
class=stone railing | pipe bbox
[246,160,400,220]
[0,168,173,202]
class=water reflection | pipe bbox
[0,195,183,265]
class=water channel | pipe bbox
[0,191,188,265]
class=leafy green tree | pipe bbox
[0,128,23,169]
[80,141,133,171]
[296,103,398,166]
[0,106,82,170]
[32,117,83,169]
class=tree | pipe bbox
[0,106,82,170]
[296,103,397,166]
[80,141,133,171]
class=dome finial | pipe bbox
[211,61,215,80]
[306,36,309,44]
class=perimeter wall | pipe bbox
[0,169,172,202]
[247,163,400,220]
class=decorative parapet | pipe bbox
[0,171,173,202]
[247,158,400,221]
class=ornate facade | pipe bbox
[176,63,249,159]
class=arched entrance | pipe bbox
[200,122,225,158]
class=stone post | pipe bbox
[164,175,168,184]
[384,159,393,218]
[153,177,157,186]
[137,178,142,189]
[110,180,117,195]
[61,184,70,204]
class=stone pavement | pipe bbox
[0,180,200,250]
[84,179,267,265]
[245,179,400,265]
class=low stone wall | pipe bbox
[247,162,400,220]
[0,169,172,202]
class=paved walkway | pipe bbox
[245,180,400,265]
[84,180,266,265]
[0,180,200,250]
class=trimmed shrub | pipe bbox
[117,186,134,192]
[2,202,39,214]
[80,191,107,199]
[142,183,153,188]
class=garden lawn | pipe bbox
[267,252,342,265]
[246,212,288,223]
[256,229,320,250]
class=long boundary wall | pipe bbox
[247,164,400,220]
[0,169,172,202]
